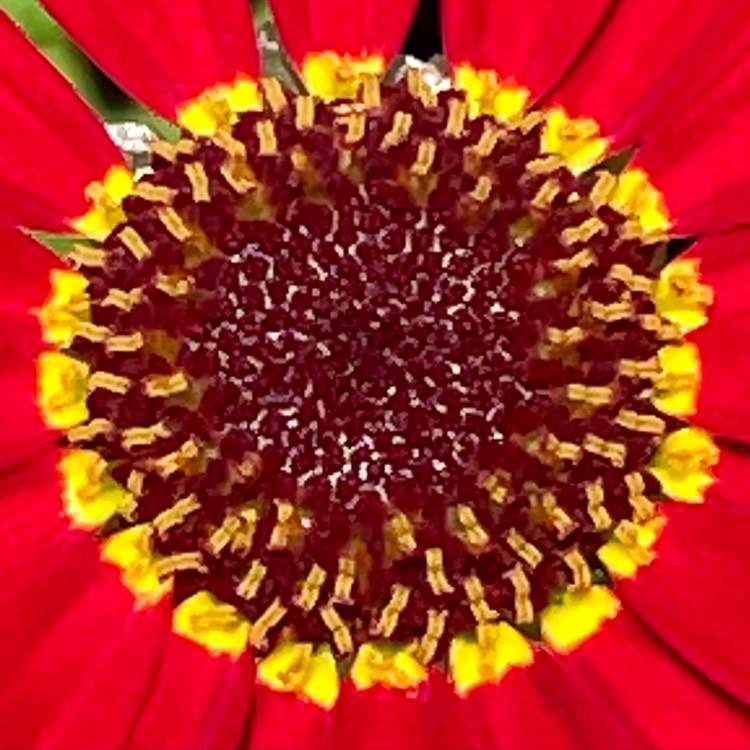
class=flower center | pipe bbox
[39,66,715,702]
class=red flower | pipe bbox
[1,0,750,748]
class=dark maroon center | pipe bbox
[68,73,678,662]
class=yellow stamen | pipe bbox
[566,383,613,407]
[144,371,190,398]
[152,494,201,537]
[229,507,259,553]
[351,642,427,691]
[302,51,385,100]
[464,575,500,623]
[319,603,354,654]
[425,547,455,594]
[154,438,202,477]
[155,551,207,575]
[588,298,634,323]
[562,217,606,245]
[256,120,279,156]
[608,263,654,295]
[341,110,366,144]
[374,584,411,637]
[453,64,529,122]
[67,418,113,443]
[586,480,613,531]
[88,371,131,395]
[333,555,356,601]
[100,524,170,605]
[236,559,267,600]
[71,165,133,240]
[250,598,288,647]
[610,167,671,238]
[295,564,328,611]
[295,96,316,129]
[455,504,490,547]
[506,528,543,568]
[541,586,620,652]
[583,433,626,468]
[654,258,713,334]
[131,183,176,204]
[505,564,534,624]
[413,608,448,664]
[650,426,719,502]
[654,343,701,417]
[59,449,133,528]
[541,107,608,175]
[68,244,107,268]
[158,207,193,241]
[101,287,144,311]
[260,77,288,113]
[619,356,660,381]
[184,162,211,202]
[121,421,171,449]
[408,136,436,176]
[177,76,261,136]
[539,491,577,538]
[483,471,509,504]
[387,512,417,554]
[615,409,666,435]
[37,351,89,429]
[172,590,249,657]
[445,98,467,136]
[268,500,297,549]
[469,175,493,202]
[382,111,413,149]
[73,321,110,345]
[449,622,532,696]
[257,641,340,709]
[561,546,592,590]
[37,270,89,347]
[106,332,144,353]
[598,515,665,578]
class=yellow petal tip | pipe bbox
[541,586,620,653]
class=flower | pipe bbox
[1,0,750,748]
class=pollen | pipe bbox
[40,64,716,704]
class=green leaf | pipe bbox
[30,230,82,256]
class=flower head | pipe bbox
[2,0,750,748]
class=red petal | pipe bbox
[0,225,61,313]
[0,232,59,465]
[0,231,64,467]
[41,0,259,119]
[442,0,614,100]
[460,662,583,750]
[247,671,542,750]
[0,451,101,682]
[36,605,170,750]
[553,606,750,749]
[0,12,123,232]
[619,448,750,709]
[632,54,750,233]
[548,0,750,147]
[247,688,333,750]
[685,227,750,443]
[269,0,418,65]
[127,636,255,750]
[421,672,482,750]
[0,560,149,749]
[327,683,427,749]
[0,314,56,470]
